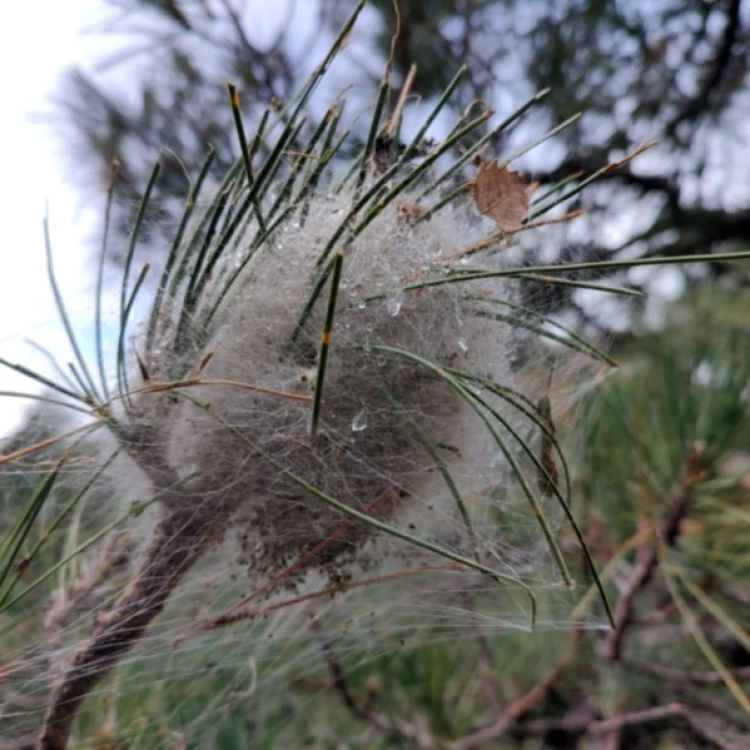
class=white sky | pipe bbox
[0,2,106,437]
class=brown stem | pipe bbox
[316,629,389,734]
[314,623,438,749]
[600,442,706,661]
[36,505,220,749]
[452,628,583,750]
[623,656,750,685]
[511,703,740,750]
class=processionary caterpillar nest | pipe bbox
[141,188,526,588]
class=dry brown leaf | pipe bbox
[471,161,529,233]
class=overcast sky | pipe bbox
[0,2,109,436]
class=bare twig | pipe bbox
[675,683,750,731]
[452,629,583,749]
[0,424,100,468]
[600,442,706,661]
[316,624,438,749]
[624,656,750,685]
[315,628,390,733]
[511,703,742,750]
[179,564,460,638]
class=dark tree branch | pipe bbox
[665,0,743,139]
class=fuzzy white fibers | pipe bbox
[136,187,537,589]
